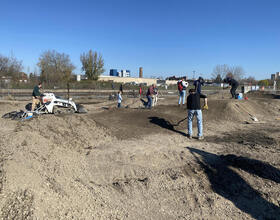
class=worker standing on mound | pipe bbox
[177,78,189,106]
[186,88,207,140]
[194,76,208,110]
[31,82,42,111]
[224,76,239,98]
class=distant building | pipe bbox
[271,72,280,81]
[99,75,156,86]
[109,69,118,76]
[166,76,187,81]
[18,72,28,83]
[76,74,88,81]
[109,69,131,77]
[0,76,12,83]
[120,70,131,77]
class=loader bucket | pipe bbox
[76,104,87,113]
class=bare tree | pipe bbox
[80,50,105,80]
[0,55,9,74]
[214,74,223,83]
[0,54,23,79]
[230,66,245,80]
[242,76,257,84]
[211,64,230,80]
[37,50,75,85]
[212,64,245,81]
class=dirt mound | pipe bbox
[0,92,280,219]
[91,98,273,140]
[246,91,280,99]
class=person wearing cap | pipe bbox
[194,76,205,94]
[193,76,208,110]
[31,82,42,111]
[224,76,239,98]
[186,88,207,140]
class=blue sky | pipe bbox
[0,0,279,79]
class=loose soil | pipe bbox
[0,91,279,219]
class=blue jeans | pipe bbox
[117,103,121,108]
[147,95,152,108]
[188,110,203,137]
[178,90,186,105]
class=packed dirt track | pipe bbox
[0,91,280,219]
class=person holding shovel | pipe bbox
[186,88,207,140]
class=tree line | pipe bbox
[0,49,105,85]
[0,54,24,80]
[211,64,271,85]
[0,52,276,87]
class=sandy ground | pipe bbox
[0,91,279,220]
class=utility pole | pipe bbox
[192,70,196,80]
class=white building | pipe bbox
[118,70,131,77]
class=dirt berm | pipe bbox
[0,91,279,219]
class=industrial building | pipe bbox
[109,69,118,77]
[109,69,131,77]
[271,72,280,81]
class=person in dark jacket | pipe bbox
[193,76,205,94]
[146,84,155,109]
[186,89,207,140]
[31,82,42,111]
[224,77,239,98]
[119,84,123,93]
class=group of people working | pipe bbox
[176,76,239,139]
[116,76,238,139]
[32,75,238,140]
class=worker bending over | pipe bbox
[224,76,239,98]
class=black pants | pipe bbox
[230,85,238,98]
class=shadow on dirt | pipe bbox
[149,117,186,136]
[205,129,277,147]
[140,98,148,108]
[187,147,280,219]
[221,154,280,183]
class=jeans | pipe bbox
[188,110,203,137]
[231,86,238,98]
[117,103,121,108]
[178,90,186,105]
[147,95,152,108]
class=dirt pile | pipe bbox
[0,92,279,219]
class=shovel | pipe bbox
[173,117,188,126]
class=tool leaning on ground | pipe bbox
[235,103,258,122]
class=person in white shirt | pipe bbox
[177,78,189,106]
[117,91,122,108]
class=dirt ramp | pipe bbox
[205,99,268,123]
